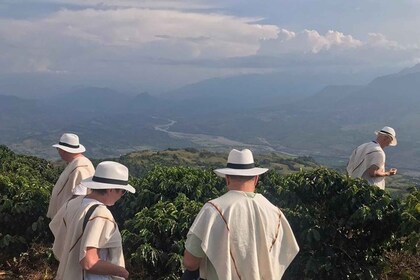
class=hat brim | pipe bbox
[52,143,86,153]
[375,131,397,146]
[214,167,268,178]
[80,177,136,193]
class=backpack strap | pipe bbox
[82,204,100,232]
[81,203,101,280]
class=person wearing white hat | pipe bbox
[347,126,398,190]
[182,149,299,280]
[49,161,135,280]
[47,133,95,218]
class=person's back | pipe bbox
[189,190,298,279]
[183,149,299,280]
[346,126,398,190]
[50,161,135,280]
[47,133,95,218]
[47,155,94,218]
[51,196,110,279]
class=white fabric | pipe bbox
[347,141,386,189]
[85,249,109,280]
[187,191,299,280]
[47,156,95,218]
[82,199,109,280]
[73,183,90,196]
[49,196,125,280]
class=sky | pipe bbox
[1,0,420,95]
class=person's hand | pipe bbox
[118,267,129,279]
[389,168,397,175]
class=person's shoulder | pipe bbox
[209,191,243,204]
[67,195,85,207]
[92,204,114,221]
[253,193,280,210]
[74,156,93,165]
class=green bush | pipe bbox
[112,165,225,223]
[122,194,202,279]
[259,168,401,280]
[115,166,225,279]
[397,187,420,254]
[0,146,58,262]
[2,146,419,279]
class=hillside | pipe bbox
[1,145,419,280]
[168,64,420,175]
[1,64,420,180]
[106,148,319,178]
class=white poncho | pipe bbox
[47,156,94,218]
[49,196,125,280]
[187,191,299,280]
[347,141,386,189]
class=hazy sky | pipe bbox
[1,0,419,94]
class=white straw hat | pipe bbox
[52,133,86,153]
[81,161,136,193]
[214,149,268,178]
[375,126,397,146]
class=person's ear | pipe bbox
[254,175,259,186]
[225,175,230,185]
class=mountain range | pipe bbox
[1,64,420,177]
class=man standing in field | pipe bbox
[182,148,299,280]
[47,133,95,218]
[347,126,398,190]
[50,161,135,279]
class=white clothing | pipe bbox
[187,190,299,280]
[49,196,125,280]
[47,156,95,218]
[347,141,386,189]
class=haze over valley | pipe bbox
[1,0,420,180]
[1,64,420,180]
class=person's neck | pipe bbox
[227,183,255,192]
[65,153,83,163]
[85,192,108,204]
[375,139,387,149]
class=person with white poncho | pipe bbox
[47,133,95,219]
[49,161,136,280]
[182,149,299,280]
[347,126,398,190]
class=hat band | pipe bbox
[92,176,128,185]
[59,141,80,149]
[226,163,255,169]
[379,130,394,137]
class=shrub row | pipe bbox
[1,145,419,279]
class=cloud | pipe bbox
[259,29,363,55]
[256,28,420,71]
[367,32,400,48]
[1,1,420,93]
[0,7,278,74]
[15,0,217,10]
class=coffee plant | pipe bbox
[1,146,419,279]
[0,145,58,262]
[259,168,401,279]
[397,187,420,254]
[122,194,202,279]
[116,166,225,279]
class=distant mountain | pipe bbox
[2,64,420,177]
[108,148,318,178]
[166,63,420,173]
[0,88,179,159]
[397,63,420,76]
[161,70,374,116]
